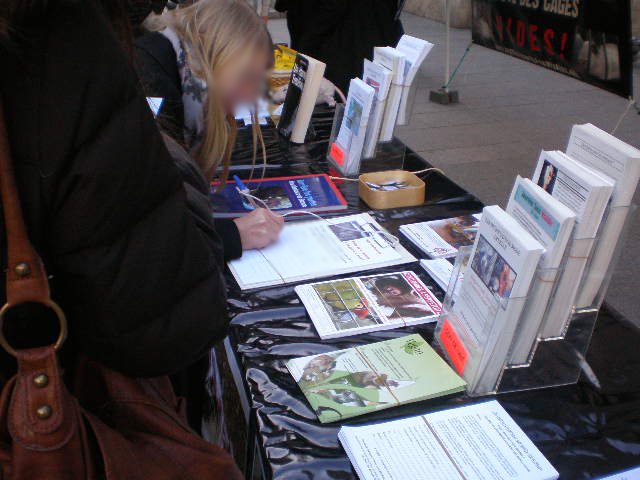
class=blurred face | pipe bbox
[218,48,270,114]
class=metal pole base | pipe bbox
[430,89,459,105]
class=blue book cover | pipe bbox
[210,174,348,218]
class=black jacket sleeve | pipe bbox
[2,0,230,377]
[164,135,244,261]
[214,220,243,261]
[134,31,186,144]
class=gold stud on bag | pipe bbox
[35,405,53,420]
[13,263,30,278]
[33,374,49,388]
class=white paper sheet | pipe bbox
[598,467,640,480]
[339,400,558,480]
[146,97,163,118]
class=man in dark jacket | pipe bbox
[275,0,404,93]
[0,0,229,428]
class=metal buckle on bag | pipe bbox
[0,300,67,357]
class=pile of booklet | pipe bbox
[395,123,639,393]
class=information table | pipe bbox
[223,109,640,480]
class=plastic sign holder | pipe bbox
[327,104,353,175]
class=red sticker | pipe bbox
[330,143,346,166]
[440,319,468,374]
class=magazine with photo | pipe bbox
[296,271,442,339]
[210,174,347,218]
[286,334,466,423]
[228,213,416,290]
[400,213,482,259]
[436,206,544,393]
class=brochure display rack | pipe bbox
[434,204,637,396]
[327,104,353,176]
[327,104,409,178]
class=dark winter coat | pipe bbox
[274,0,404,93]
[0,0,230,388]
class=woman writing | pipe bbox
[136,0,284,261]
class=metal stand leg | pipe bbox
[430,0,460,105]
[244,408,257,478]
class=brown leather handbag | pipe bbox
[0,103,244,479]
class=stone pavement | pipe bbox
[268,13,640,325]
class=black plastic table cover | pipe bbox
[224,109,640,480]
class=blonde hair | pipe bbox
[150,0,272,181]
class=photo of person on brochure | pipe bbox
[471,235,498,286]
[538,161,558,194]
[471,235,517,299]
[361,274,435,319]
[490,257,516,299]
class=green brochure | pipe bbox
[287,334,466,423]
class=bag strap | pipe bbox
[0,100,66,357]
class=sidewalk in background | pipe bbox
[268,14,640,325]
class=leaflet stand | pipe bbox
[573,203,638,315]
[398,81,419,127]
[326,104,352,176]
[326,103,368,177]
[434,203,636,396]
